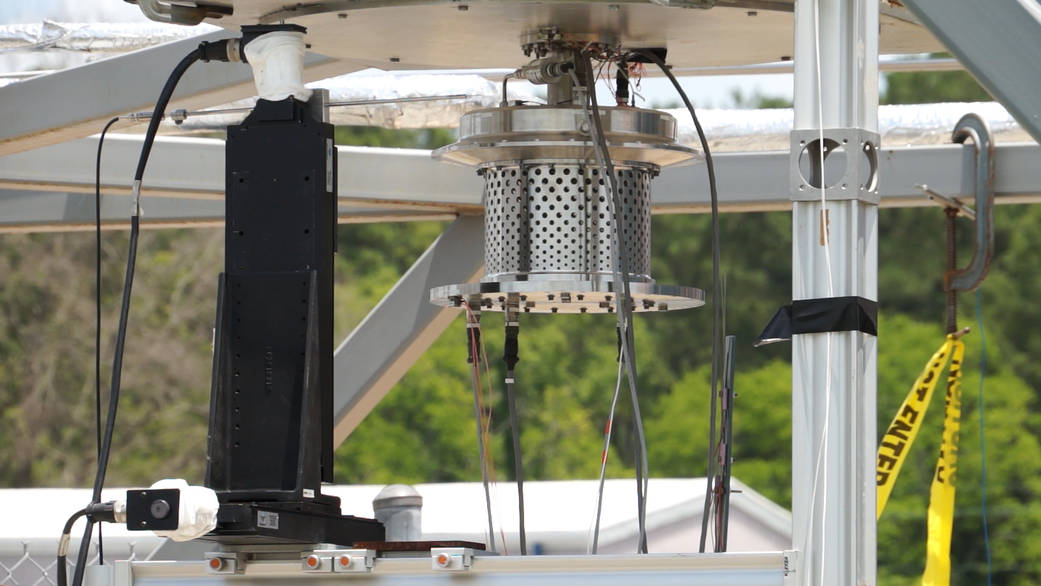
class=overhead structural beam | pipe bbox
[331,215,484,445]
[0,190,456,233]
[0,31,368,157]
[654,142,1041,212]
[2,137,1039,232]
[0,134,483,209]
[0,190,223,232]
[901,0,1041,145]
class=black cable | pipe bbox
[69,45,206,586]
[56,509,87,586]
[503,317,526,555]
[629,49,723,554]
[615,59,629,106]
[577,53,649,554]
[94,116,119,567]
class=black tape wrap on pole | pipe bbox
[755,296,878,346]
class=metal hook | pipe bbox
[947,112,995,293]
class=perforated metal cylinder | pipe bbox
[481,162,652,282]
[429,105,705,314]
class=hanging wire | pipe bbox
[463,304,497,552]
[93,116,120,567]
[502,314,527,555]
[975,289,993,585]
[504,373,526,554]
[474,309,510,555]
[462,303,511,555]
[70,44,207,586]
[626,47,723,555]
[805,1,836,582]
[572,52,650,554]
[589,357,625,554]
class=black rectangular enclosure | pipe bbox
[204,94,383,544]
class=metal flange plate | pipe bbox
[433,105,699,168]
[430,279,704,314]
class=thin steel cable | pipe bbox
[590,357,625,554]
[464,306,497,552]
[975,289,993,585]
[808,1,835,582]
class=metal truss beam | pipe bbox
[113,551,792,585]
[332,216,484,445]
[1,138,1038,232]
[0,190,455,233]
[0,134,482,217]
[901,0,1041,145]
[0,31,366,157]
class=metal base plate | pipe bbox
[206,502,385,547]
[430,279,704,313]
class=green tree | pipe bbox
[730,88,792,109]
[882,54,991,105]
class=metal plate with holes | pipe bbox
[482,163,653,280]
[430,280,704,314]
[126,488,180,531]
[434,106,698,168]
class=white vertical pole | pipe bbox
[791,1,878,585]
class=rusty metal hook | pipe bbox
[946,113,995,293]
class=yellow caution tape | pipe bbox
[922,339,964,586]
[876,336,955,519]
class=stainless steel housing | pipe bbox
[433,105,699,167]
[430,104,704,314]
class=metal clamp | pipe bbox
[204,552,246,575]
[431,547,473,571]
[302,549,375,573]
[790,128,880,203]
[947,113,995,293]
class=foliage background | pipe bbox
[1,63,1037,583]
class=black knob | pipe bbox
[150,499,172,519]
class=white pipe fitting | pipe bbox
[148,478,220,542]
[244,31,312,102]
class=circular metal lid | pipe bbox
[430,279,704,314]
[373,484,423,510]
[433,105,700,168]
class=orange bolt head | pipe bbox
[339,555,351,568]
[436,553,451,567]
[306,555,320,568]
[208,558,223,570]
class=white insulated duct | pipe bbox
[0,21,219,53]
[243,31,312,102]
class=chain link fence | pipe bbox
[0,540,158,586]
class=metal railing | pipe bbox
[0,540,160,586]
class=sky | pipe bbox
[0,0,795,108]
